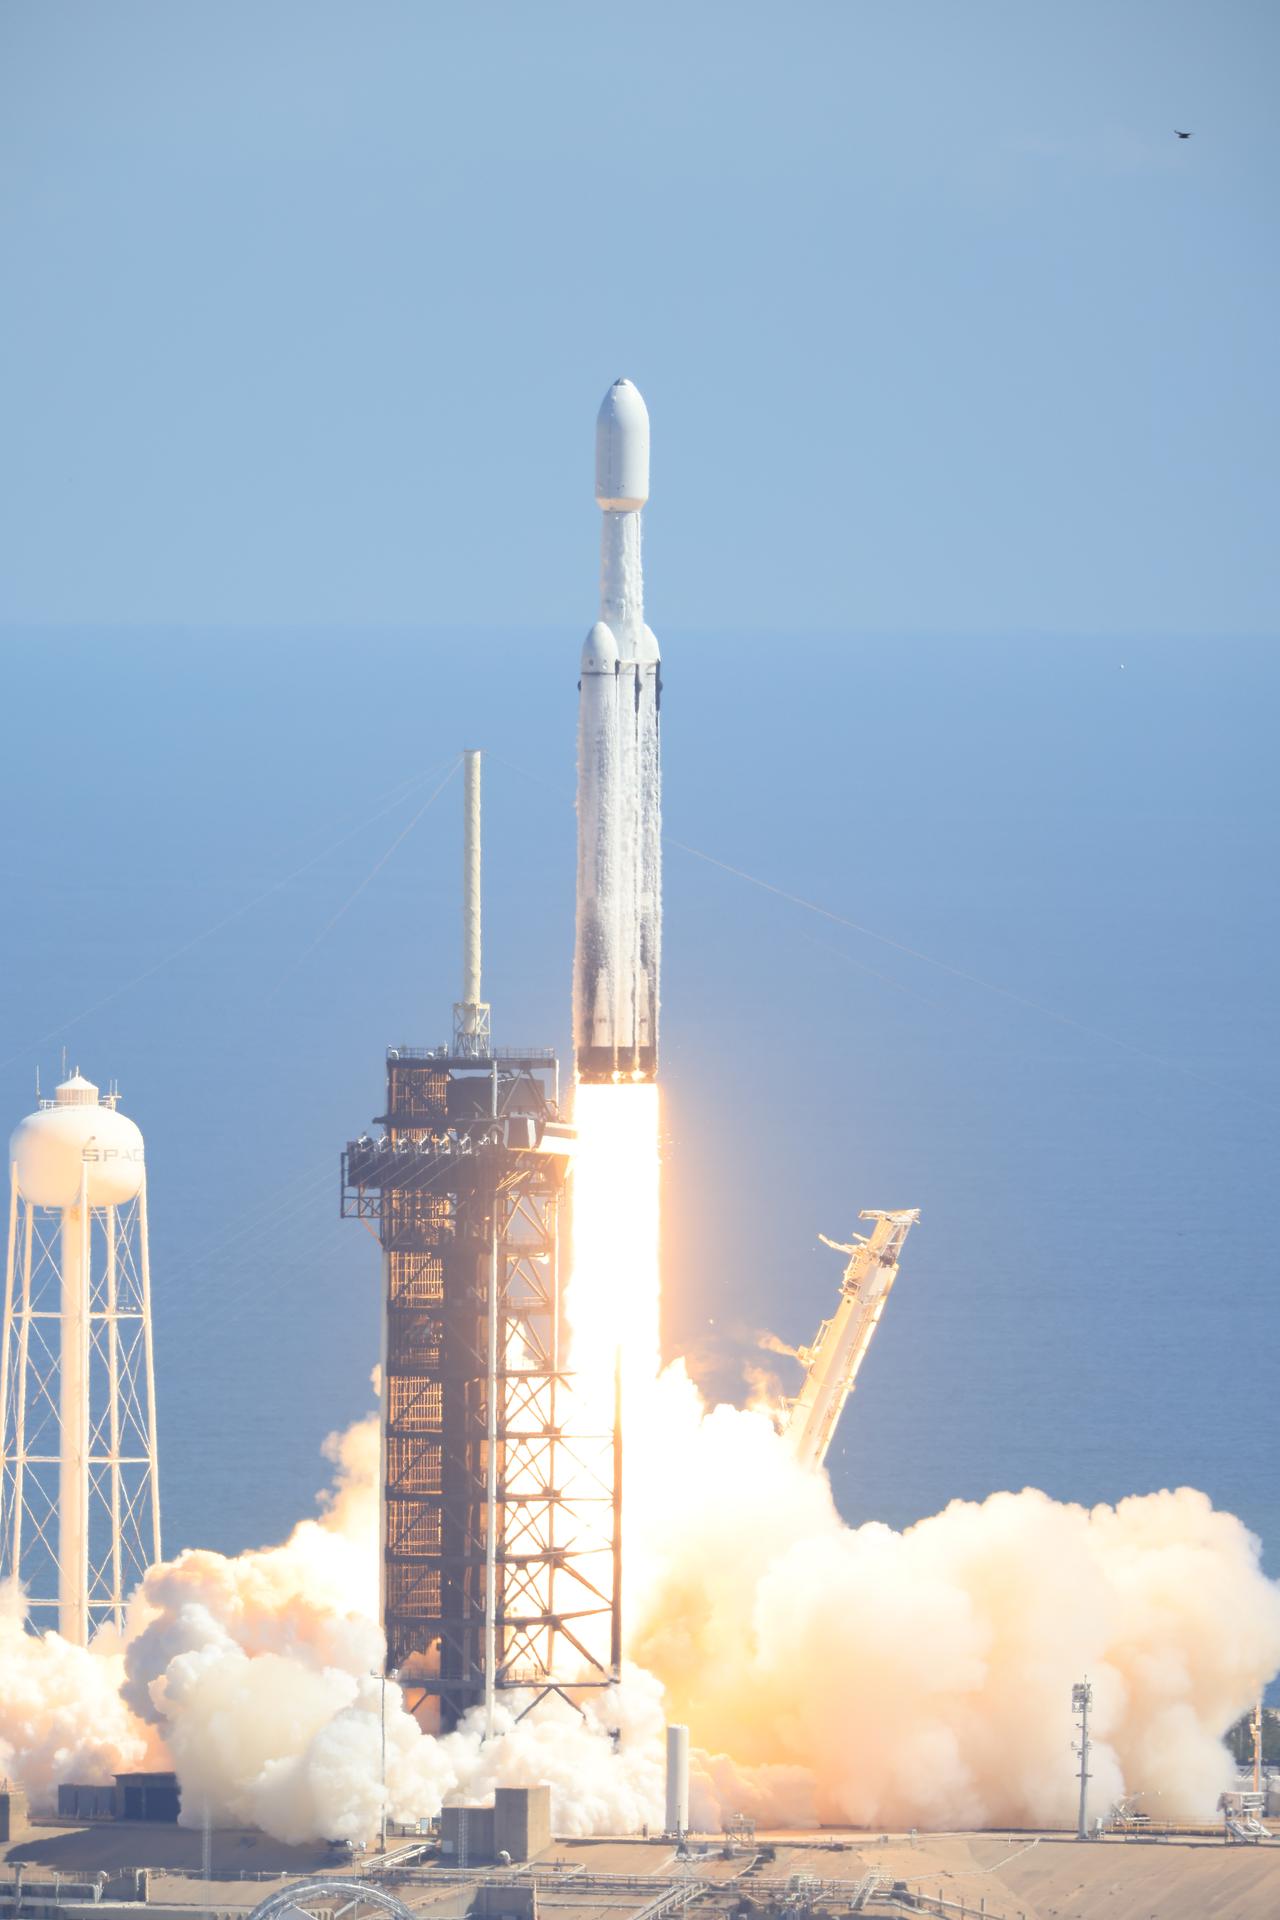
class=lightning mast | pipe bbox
[453,750,490,1059]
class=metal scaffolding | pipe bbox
[1,1077,161,1643]
[343,1046,620,1732]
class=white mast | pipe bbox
[453,749,491,1057]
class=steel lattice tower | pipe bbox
[1,1072,161,1643]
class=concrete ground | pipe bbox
[3,1824,1278,1920]
[846,1828,1280,1920]
[3,1821,333,1878]
[541,1829,1280,1920]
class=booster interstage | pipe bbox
[574,378,662,1084]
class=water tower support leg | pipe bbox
[138,1173,162,1566]
[106,1203,123,1628]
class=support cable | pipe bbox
[0,753,462,1070]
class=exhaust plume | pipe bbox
[1,1328,1276,1839]
[626,1366,1280,1829]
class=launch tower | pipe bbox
[1,1072,161,1643]
[342,753,620,1732]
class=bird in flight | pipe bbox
[1175,129,1193,139]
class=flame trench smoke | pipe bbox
[2,1083,1279,1839]
[562,1093,1280,1831]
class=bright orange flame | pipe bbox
[567,1082,661,1423]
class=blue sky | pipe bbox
[2,1,1277,637]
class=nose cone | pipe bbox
[595,378,650,511]
[581,620,620,672]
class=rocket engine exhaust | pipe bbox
[574,378,661,1084]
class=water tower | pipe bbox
[1,1072,161,1643]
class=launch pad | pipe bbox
[342,751,621,1733]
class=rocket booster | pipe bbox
[574,379,661,1083]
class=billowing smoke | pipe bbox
[0,1418,661,1841]
[2,1361,1277,1841]
[0,1588,161,1802]
[626,1365,1280,1829]
[0,1418,387,1836]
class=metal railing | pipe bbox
[386,1047,556,1065]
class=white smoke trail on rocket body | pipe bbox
[575,381,659,1082]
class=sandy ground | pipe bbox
[536,1841,681,1873]
[3,1824,1278,1920]
[868,1829,1279,1920]
[737,1830,1280,1920]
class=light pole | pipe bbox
[375,1665,399,1853]
[1073,1680,1093,1840]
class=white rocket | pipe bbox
[574,379,661,1083]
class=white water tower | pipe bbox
[1,1071,161,1643]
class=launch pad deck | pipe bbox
[4,1827,1278,1920]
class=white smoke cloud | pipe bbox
[0,1582,161,1803]
[440,1673,666,1839]
[2,1376,1277,1842]
[0,1418,663,1841]
[627,1365,1280,1831]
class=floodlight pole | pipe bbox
[1073,1680,1093,1840]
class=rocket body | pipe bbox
[575,379,661,1083]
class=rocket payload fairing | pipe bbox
[574,379,661,1083]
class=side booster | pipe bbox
[574,378,661,1083]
